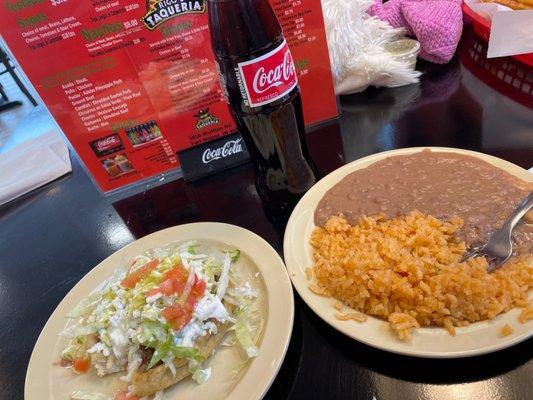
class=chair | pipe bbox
[0,43,38,108]
[0,81,22,112]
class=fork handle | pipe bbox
[502,192,533,232]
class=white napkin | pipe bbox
[488,10,533,58]
[464,1,533,58]
[0,130,72,206]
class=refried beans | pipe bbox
[314,150,533,250]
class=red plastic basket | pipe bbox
[459,27,533,108]
[462,2,533,66]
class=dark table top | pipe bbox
[1,27,532,400]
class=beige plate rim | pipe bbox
[25,222,294,399]
[284,146,532,358]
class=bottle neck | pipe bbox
[208,0,282,60]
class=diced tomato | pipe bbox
[168,318,180,331]
[173,278,186,293]
[186,295,198,312]
[191,279,206,297]
[159,278,175,295]
[169,312,192,331]
[121,259,159,289]
[164,269,178,280]
[114,391,139,400]
[164,265,189,294]
[146,287,161,297]
[163,302,194,331]
[114,392,127,400]
[146,276,185,299]
[72,357,90,374]
[164,264,187,281]
[162,304,186,321]
[158,266,207,332]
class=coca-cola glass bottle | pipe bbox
[208,0,317,211]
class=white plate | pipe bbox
[26,223,294,399]
[284,147,532,358]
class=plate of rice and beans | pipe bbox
[284,147,532,358]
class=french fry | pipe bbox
[482,0,532,9]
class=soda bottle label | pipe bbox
[237,39,298,107]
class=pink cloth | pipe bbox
[368,0,463,64]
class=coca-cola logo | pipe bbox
[90,134,124,158]
[202,139,243,164]
[253,51,295,94]
[96,135,121,151]
[238,40,298,107]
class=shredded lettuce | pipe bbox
[233,301,262,358]
[147,343,169,370]
[126,345,142,382]
[137,271,164,292]
[163,353,177,376]
[73,325,97,337]
[216,253,232,299]
[192,367,212,384]
[141,303,161,321]
[67,296,99,319]
[203,258,222,287]
[137,321,167,347]
[223,249,241,262]
[70,391,111,400]
[61,336,86,361]
[61,345,77,362]
[147,334,200,370]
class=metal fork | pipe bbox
[461,192,533,272]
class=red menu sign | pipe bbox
[0,0,337,193]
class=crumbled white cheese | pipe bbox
[146,293,163,304]
[173,293,229,348]
[203,321,218,335]
[108,311,130,362]
[233,282,258,298]
[175,321,206,348]
[87,342,110,357]
[195,293,229,322]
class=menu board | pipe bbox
[0,0,337,193]
[270,0,338,126]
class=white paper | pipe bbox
[0,130,72,206]
[488,10,533,58]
